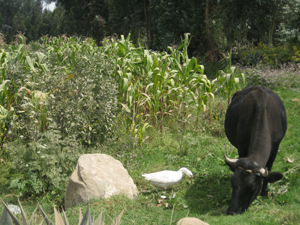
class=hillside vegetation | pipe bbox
[0,34,300,224]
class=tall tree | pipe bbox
[57,0,109,43]
[0,0,43,43]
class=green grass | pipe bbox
[1,87,300,224]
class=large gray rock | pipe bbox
[64,154,138,209]
[177,217,209,225]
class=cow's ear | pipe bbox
[264,171,283,183]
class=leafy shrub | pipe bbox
[239,63,300,89]
[5,130,83,199]
[2,36,118,147]
[233,42,300,68]
[203,60,226,80]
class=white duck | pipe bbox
[142,167,193,190]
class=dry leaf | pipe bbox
[285,156,294,163]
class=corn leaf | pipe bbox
[0,80,10,92]
[26,56,36,72]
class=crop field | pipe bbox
[0,34,300,224]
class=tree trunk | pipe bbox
[143,0,152,48]
[205,0,215,51]
[268,17,275,47]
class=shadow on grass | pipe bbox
[185,171,232,216]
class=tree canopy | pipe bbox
[0,0,300,54]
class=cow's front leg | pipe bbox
[261,180,268,196]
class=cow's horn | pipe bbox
[224,153,239,165]
[259,168,268,177]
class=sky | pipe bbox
[43,2,56,11]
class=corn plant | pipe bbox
[216,50,245,105]
[105,33,216,133]
[21,90,49,133]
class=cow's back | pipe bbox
[225,85,287,157]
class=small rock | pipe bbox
[177,217,209,225]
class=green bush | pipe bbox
[0,36,119,199]
[2,36,118,147]
[5,130,82,199]
[239,63,300,89]
[234,42,300,68]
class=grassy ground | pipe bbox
[1,87,300,224]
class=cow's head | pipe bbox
[224,154,283,215]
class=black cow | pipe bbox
[224,85,287,215]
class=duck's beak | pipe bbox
[189,177,193,182]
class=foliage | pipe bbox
[0,88,299,224]
[235,42,300,67]
[0,35,118,199]
[0,0,43,43]
[5,131,82,199]
[1,32,300,224]
[239,63,300,89]
[1,0,300,58]
[103,33,215,135]
[1,35,118,147]
[216,51,245,105]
